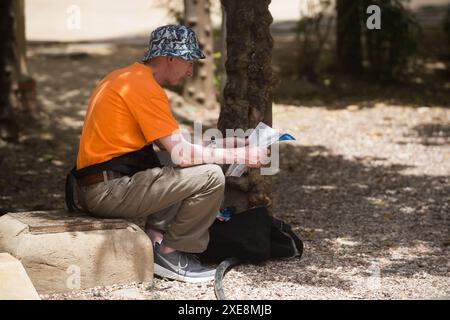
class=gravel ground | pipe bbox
[1,43,449,300]
[42,103,449,300]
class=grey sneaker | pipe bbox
[153,243,216,283]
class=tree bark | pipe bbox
[336,0,363,74]
[13,0,29,80]
[183,0,217,109]
[218,4,227,105]
[13,0,37,118]
[0,0,19,142]
[219,0,274,212]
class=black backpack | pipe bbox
[199,206,303,264]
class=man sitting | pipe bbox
[72,25,268,283]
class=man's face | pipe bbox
[166,57,194,85]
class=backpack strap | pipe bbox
[274,217,304,258]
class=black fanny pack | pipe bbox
[65,144,162,212]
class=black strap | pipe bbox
[72,144,162,179]
[65,167,87,213]
[65,144,162,213]
[275,217,304,258]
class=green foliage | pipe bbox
[363,0,421,81]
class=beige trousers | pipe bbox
[77,164,225,253]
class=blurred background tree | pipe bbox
[0,0,36,144]
[0,0,19,143]
[157,0,217,109]
[336,0,363,75]
[13,0,38,119]
[296,0,334,82]
[182,0,217,109]
[363,0,421,82]
[444,5,450,58]
[335,0,420,82]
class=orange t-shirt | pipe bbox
[76,62,179,169]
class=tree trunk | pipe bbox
[183,0,217,109]
[219,0,274,212]
[336,0,363,74]
[13,0,29,80]
[0,0,19,142]
[13,0,37,118]
[218,4,227,105]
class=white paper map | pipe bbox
[226,122,295,177]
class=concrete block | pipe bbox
[0,253,40,300]
[0,210,153,294]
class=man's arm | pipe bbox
[157,132,267,168]
[201,137,249,148]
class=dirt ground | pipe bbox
[0,40,449,300]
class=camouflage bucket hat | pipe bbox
[142,25,206,62]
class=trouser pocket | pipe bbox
[109,176,132,201]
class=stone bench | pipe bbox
[0,210,153,294]
[0,253,40,300]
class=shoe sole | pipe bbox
[154,263,215,284]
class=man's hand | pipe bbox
[244,146,270,168]
[228,136,249,148]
